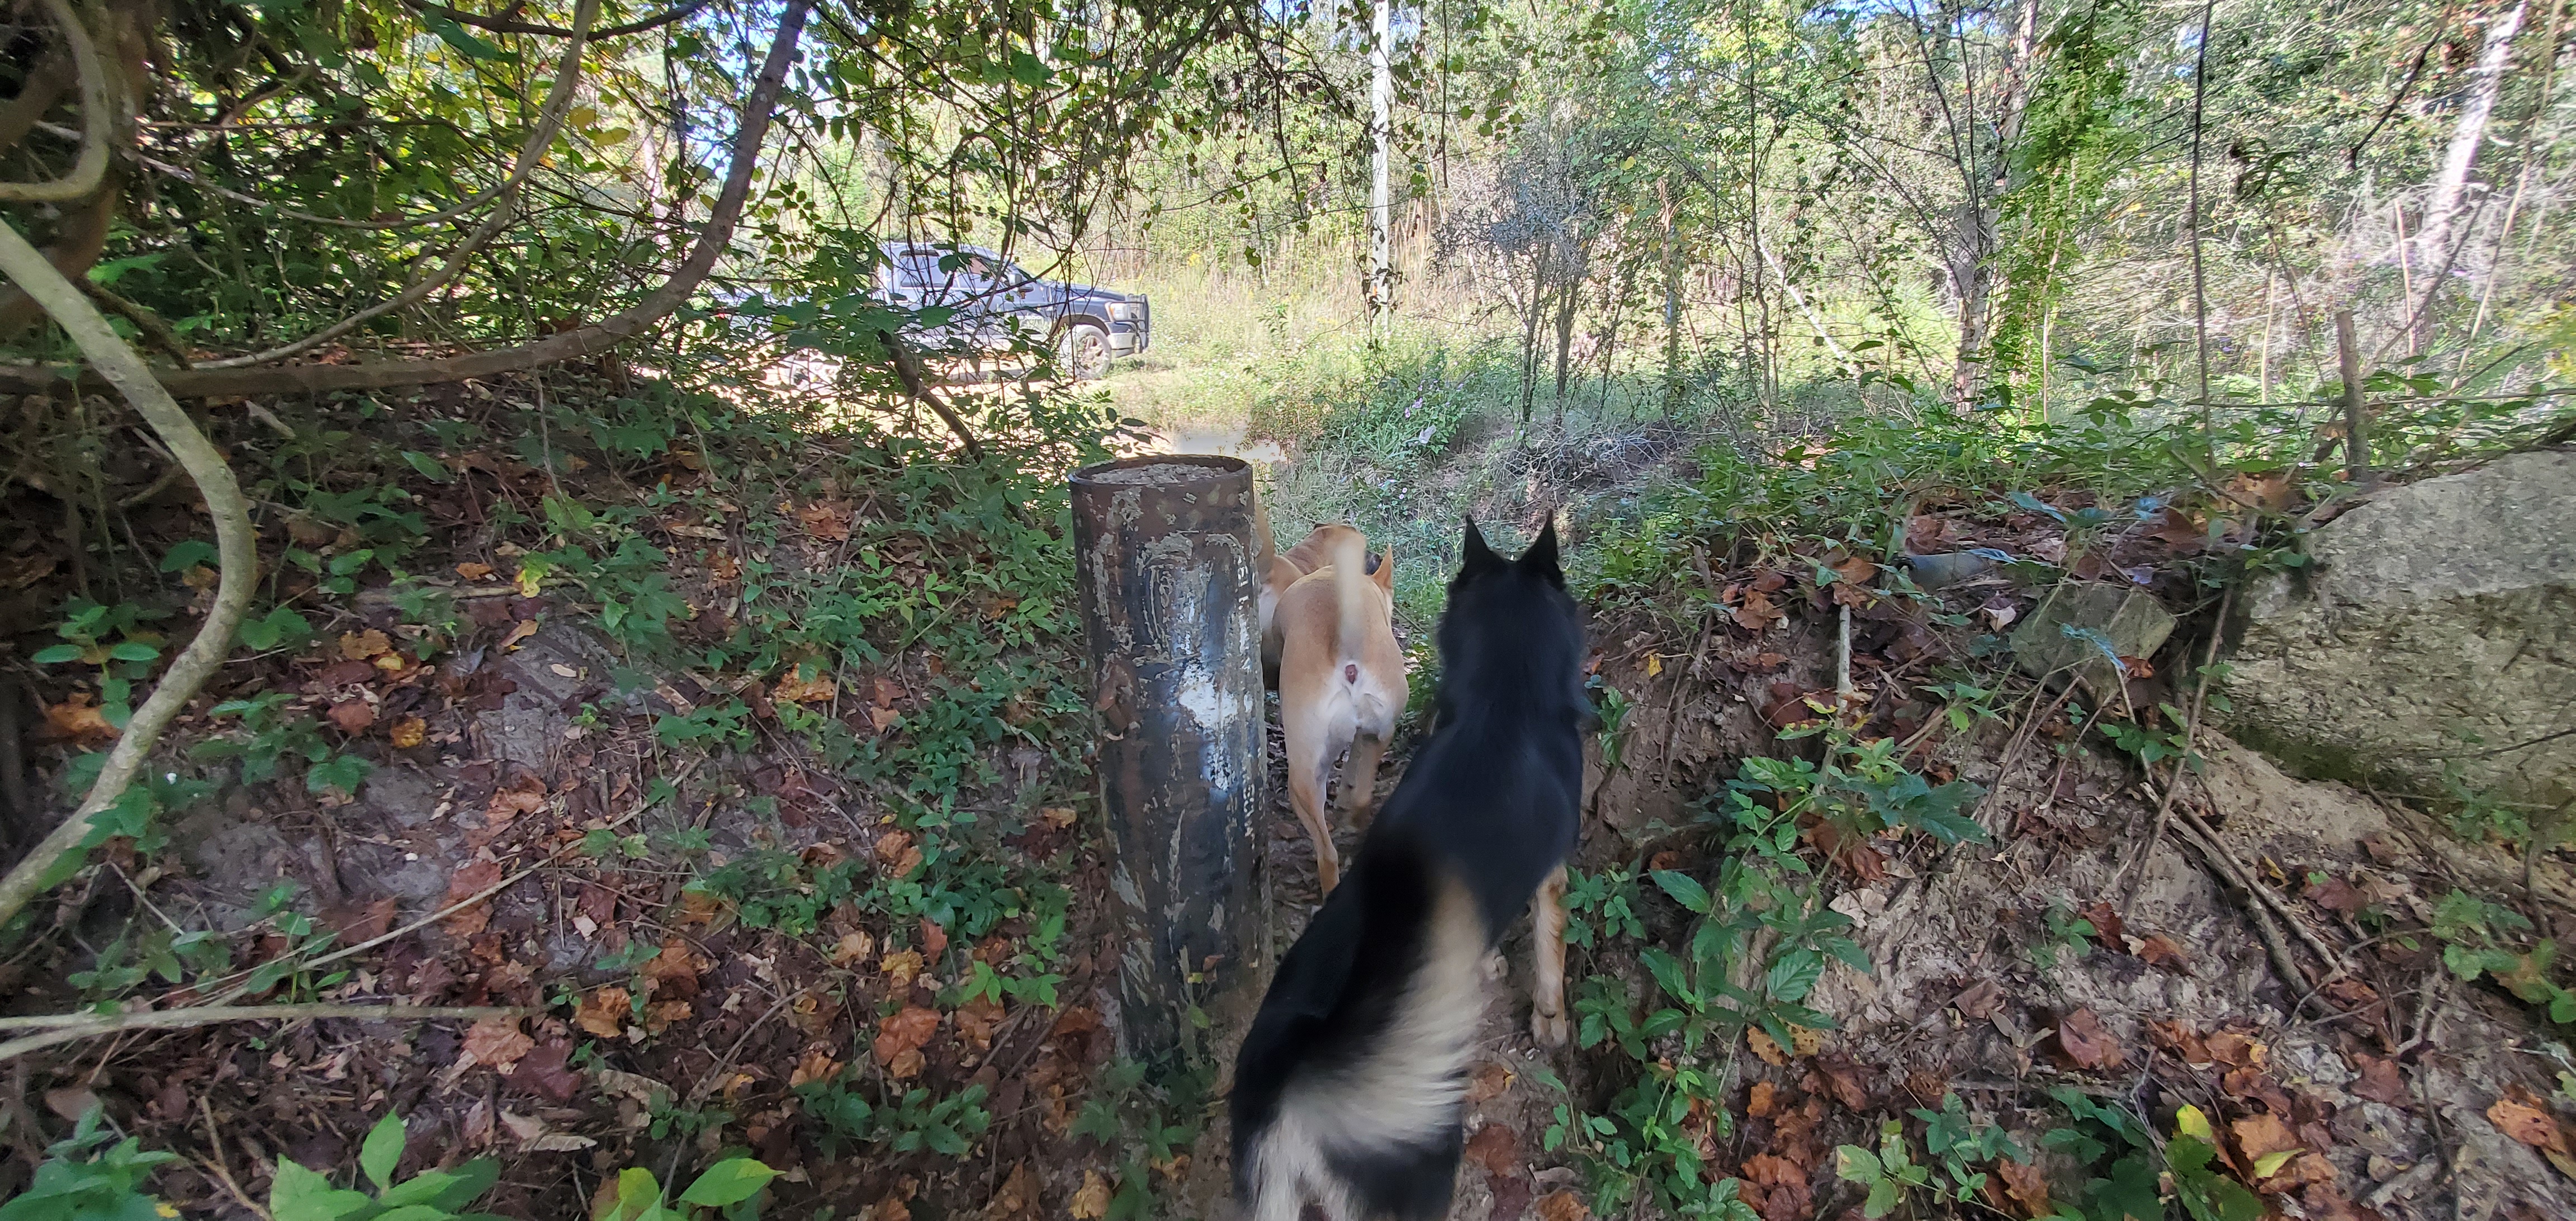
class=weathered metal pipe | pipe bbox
[1068,455,1263,1063]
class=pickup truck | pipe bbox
[880,244,1150,381]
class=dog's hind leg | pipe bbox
[1528,864,1570,1047]
[1284,735,1341,893]
[1338,732,1389,831]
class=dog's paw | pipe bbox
[1531,1009,1570,1048]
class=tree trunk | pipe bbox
[1366,0,1393,342]
[2410,0,2528,347]
[1948,0,2045,404]
[1660,179,1683,414]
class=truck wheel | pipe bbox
[1058,323,1112,382]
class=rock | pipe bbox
[2009,581,2177,690]
[2221,449,2575,808]
[1905,551,1997,590]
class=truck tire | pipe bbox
[1058,322,1112,382]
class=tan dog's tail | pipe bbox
[1329,528,1371,661]
[1252,492,1278,574]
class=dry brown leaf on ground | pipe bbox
[641,1000,695,1034]
[456,561,495,580]
[2204,1028,2263,1069]
[2054,1009,2125,1070]
[874,1006,941,1073]
[461,1018,534,1072]
[441,860,504,935]
[2135,934,2191,972]
[499,618,541,650]
[1463,1123,1521,1177]
[790,1048,841,1088]
[42,695,117,743]
[1068,1171,1111,1219]
[1534,1188,1590,1221]
[796,500,854,541]
[500,1110,596,1152]
[388,715,428,748]
[1465,1061,1513,1105]
[983,1163,1037,1220]
[1993,1158,2051,1218]
[1949,978,2004,1020]
[641,937,708,999]
[340,629,394,660]
[2349,1054,2408,1106]
[576,987,631,1039]
[1829,554,1879,585]
[831,929,875,967]
[2488,1097,2566,1152]
[919,918,950,959]
[953,996,1004,1051]
[1746,1081,1779,1118]
[485,775,548,825]
[328,698,376,734]
[772,671,835,703]
[1748,1026,1788,1066]
[861,1196,910,1221]
[2080,900,2125,946]
[880,949,925,989]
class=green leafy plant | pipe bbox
[30,598,168,732]
[191,691,372,796]
[268,1111,501,1221]
[2432,889,2576,1024]
[0,1105,178,1221]
[588,1160,779,1221]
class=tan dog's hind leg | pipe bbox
[1338,733,1389,831]
[1529,864,1570,1046]
[1283,728,1341,893]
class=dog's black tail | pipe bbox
[1231,832,1487,1221]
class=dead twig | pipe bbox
[874,329,987,461]
[200,1097,274,1221]
[2120,587,2232,905]
[0,1004,529,1063]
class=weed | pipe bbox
[267,1110,501,1221]
[0,1105,178,1220]
[2432,889,2576,1024]
[799,1080,992,1158]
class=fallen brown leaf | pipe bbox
[441,860,504,935]
[796,500,854,542]
[2488,1098,2565,1152]
[1995,1158,2051,1219]
[1746,1081,1779,1118]
[984,1164,1036,1221]
[455,561,495,580]
[1950,978,2004,1020]
[790,1048,842,1088]
[1534,1188,1590,1221]
[1463,1123,1520,1177]
[461,1018,534,1073]
[880,949,926,989]
[575,986,631,1039]
[1748,1026,1788,1066]
[339,630,394,660]
[42,695,117,744]
[388,715,428,749]
[641,938,707,1000]
[1068,1171,1111,1220]
[874,1006,942,1075]
[485,774,548,825]
[2135,934,2191,972]
[2080,901,2125,946]
[919,918,950,959]
[772,671,835,704]
[1465,1061,1512,1105]
[2350,1054,2408,1106]
[509,1039,580,1103]
[2054,1008,2124,1071]
[831,929,876,967]
[2204,1029,2262,1069]
[327,699,376,735]
[2233,1112,2301,1163]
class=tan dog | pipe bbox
[1270,524,1403,892]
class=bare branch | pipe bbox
[0,0,815,398]
[0,0,110,204]
[191,0,600,368]
[405,0,712,39]
[0,1004,531,1064]
[0,216,258,931]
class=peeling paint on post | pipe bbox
[1068,455,1263,1063]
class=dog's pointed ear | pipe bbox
[1518,518,1562,581]
[1459,517,1503,577]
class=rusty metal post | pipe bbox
[1068,455,1263,1063]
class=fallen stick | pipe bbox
[0,1004,529,1064]
[2120,587,2233,905]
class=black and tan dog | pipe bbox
[1230,518,1591,1221]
